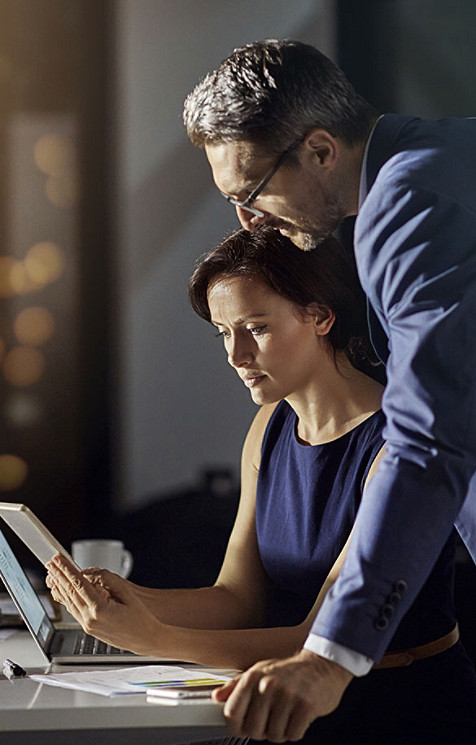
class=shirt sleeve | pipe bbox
[310,183,476,661]
[304,633,374,677]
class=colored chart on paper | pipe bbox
[130,677,229,688]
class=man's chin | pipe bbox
[275,225,330,251]
[288,231,320,252]
[275,225,305,248]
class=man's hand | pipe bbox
[212,648,353,742]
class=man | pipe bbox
[183,40,476,741]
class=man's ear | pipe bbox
[302,129,339,169]
[305,303,335,336]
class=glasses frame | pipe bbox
[222,135,304,218]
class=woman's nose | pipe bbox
[227,337,253,368]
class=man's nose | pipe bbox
[236,205,268,231]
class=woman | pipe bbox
[46,228,475,743]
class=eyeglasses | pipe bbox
[221,136,304,218]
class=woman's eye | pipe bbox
[249,326,266,335]
[215,330,230,339]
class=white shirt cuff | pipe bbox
[304,633,375,677]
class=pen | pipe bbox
[3,658,26,678]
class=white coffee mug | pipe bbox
[71,539,133,578]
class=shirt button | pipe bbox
[374,616,389,631]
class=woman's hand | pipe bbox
[45,554,163,655]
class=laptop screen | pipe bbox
[0,528,54,649]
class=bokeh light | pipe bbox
[34,134,79,209]
[5,394,44,428]
[9,260,42,295]
[14,307,55,346]
[24,242,64,285]
[3,346,46,386]
[0,257,18,297]
[0,454,28,491]
[34,133,75,176]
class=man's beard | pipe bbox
[300,232,326,252]
[271,187,346,252]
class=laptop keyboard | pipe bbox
[73,631,135,656]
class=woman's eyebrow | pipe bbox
[211,312,268,326]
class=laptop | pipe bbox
[0,527,172,664]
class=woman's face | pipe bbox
[207,274,330,406]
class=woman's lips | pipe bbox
[242,375,266,388]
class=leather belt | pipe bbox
[374,623,460,669]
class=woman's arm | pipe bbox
[122,403,278,629]
[46,496,354,670]
[184,445,389,669]
[146,445,389,669]
[48,415,387,670]
[47,404,277,643]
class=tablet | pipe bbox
[0,502,80,568]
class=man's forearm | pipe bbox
[310,448,471,661]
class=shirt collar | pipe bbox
[358,115,384,209]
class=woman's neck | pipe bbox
[286,353,384,446]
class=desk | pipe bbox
[0,630,230,745]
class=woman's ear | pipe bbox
[307,304,335,336]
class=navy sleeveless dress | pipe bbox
[254,400,476,744]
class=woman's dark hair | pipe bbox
[189,227,376,368]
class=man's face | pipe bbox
[205,139,347,251]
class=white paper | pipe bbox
[29,665,232,697]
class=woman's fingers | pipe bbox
[46,554,109,620]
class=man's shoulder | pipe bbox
[368,115,476,188]
[360,114,476,223]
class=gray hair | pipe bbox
[183,39,377,155]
